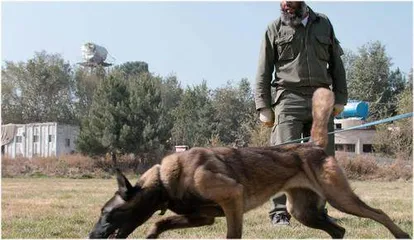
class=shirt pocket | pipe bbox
[275,35,295,61]
[314,35,332,61]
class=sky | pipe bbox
[1,1,413,89]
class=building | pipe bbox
[1,122,79,158]
[332,100,377,155]
[334,118,376,154]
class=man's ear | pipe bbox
[115,168,133,199]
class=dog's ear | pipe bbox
[115,168,134,200]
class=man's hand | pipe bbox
[332,104,344,117]
[259,108,275,127]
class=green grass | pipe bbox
[1,178,412,239]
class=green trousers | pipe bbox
[269,89,335,217]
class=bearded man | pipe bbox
[254,1,348,226]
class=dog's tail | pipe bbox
[305,89,410,238]
[310,88,334,149]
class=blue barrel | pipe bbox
[337,101,369,119]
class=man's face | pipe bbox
[281,1,303,15]
[280,1,307,27]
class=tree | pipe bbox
[407,68,413,90]
[236,78,257,145]
[73,66,104,121]
[211,79,256,146]
[114,61,149,79]
[76,73,130,155]
[171,81,215,147]
[158,74,183,147]
[347,41,393,120]
[341,48,357,81]
[374,82,412,160]
[380,68,407,116]
[122,72,171,154]
[160,74,183,112]
[77,71,171,157]
[1,51,76,124]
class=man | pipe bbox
[254,1,348,226]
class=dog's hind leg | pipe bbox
[194,167,244,238]
[285,188,346,238]
[316,156,410,239]
[145,215,215,238]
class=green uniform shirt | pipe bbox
[255,7,348,110]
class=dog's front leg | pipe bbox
[194,168,245,238]
[219,195,244,239]
[145,215,215,238]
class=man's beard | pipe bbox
[280,2,308,27]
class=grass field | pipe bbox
[2,177,412,239]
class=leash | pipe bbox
[279,112,414,145]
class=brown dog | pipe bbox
[89,88,410,239]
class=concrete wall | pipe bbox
[334,118,376,154]
[56,124,79,156]
[2,122,79,158]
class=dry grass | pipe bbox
[335,152,412,181]
[2,152,412,181]
[1,178,412,239]
[1,154,157,179]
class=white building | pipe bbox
[1,122,79,158]
[334,118,376,154]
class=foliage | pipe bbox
[76,71,170,157]
[1,44,411,157]
[211,78,256,146]
[344,41,411,159]
[72,66,103,121]
[248,124,272,147]
[170,81,216,147]
[345,41,407,120]
[1,51,76,124]
[114,61,149,79]
[373,81,413,160]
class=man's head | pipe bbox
[280,1,308,27]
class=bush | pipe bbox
[336,152,412,181]
[2,152,412,181]
[248,124,272,147]
[1,153,162,179]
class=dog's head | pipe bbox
[89,167,166,238]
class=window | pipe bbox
[33,135,39,142]
[15,136,22,143]
[343,144,355,152]
[335,144,344,151]
[363,144,373,153]
[65,139,70,147]
[335,123,342,129]
[48,135,54,143]
[335,144,355,153]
